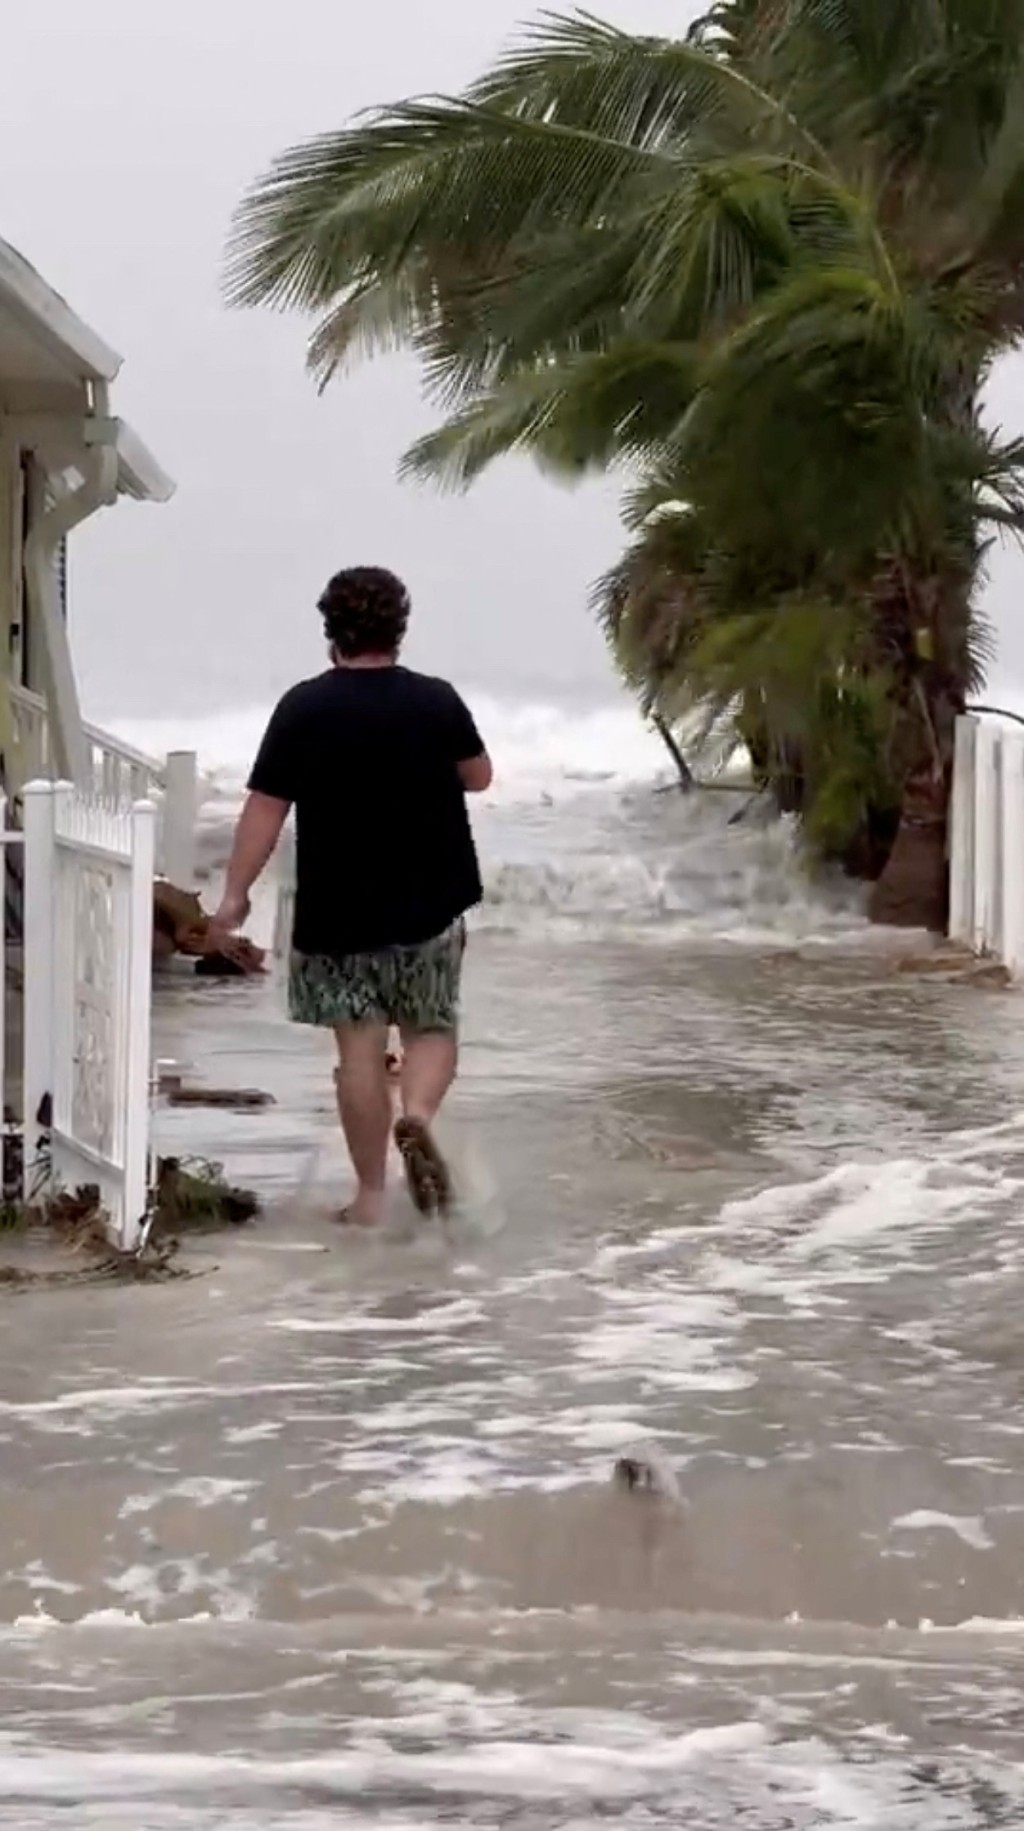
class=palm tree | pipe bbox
[227,2,1024,927]
[592,495,907,872]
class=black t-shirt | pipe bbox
[249,666,486,957]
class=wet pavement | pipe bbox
[2,792,1024,1824]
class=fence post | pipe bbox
[48,784,77,1204]
[161,750,198,888]
[973,723,999,955]
[22,780,56,1200]
[993,731,1006,962]
[0,794,9,1148]
[1000,733,1024,977]
[949,716,977,945]
[121,798,156,1252]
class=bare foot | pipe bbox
[334,1191,385,1229]
[394,1118,452,1217]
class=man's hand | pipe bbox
[212,792,289,939]
[211,888,251,934]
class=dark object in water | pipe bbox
[614,1456,663,1494]
[157,1068,274,1110]
[728,784,770,827]
[166,1085,275,1110]
[155,1156,260,1228]
[153,882,266,976]
[195,952,251,978]
[612,1443,684,1506]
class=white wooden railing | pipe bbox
[9,684,198,886]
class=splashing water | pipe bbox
[110,691,872,945]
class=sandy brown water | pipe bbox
[2,792,1024,1825]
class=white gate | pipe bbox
[949,714,1024,977]
[22,781,156,1249]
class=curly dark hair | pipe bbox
[318,566,411,659]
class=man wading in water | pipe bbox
[213,567,491,1225]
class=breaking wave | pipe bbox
[112,690,872,943]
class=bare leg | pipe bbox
[394,1029,458,1216]
[333,1023,391,1226]
[399,1028,458,1123]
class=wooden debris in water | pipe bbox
[153,1156,260,1231]
[153,880,266,976]
[0,1156,261,1291]
[157,1068,275,1110]
[894,944,1013,988]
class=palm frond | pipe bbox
[466,10,833,167]
[415,155,876,408]
[660,264,986,570]
[955,48,1024,269]
[401,341,701,489]
[784,0,946,92]
[306,267,437,387]
[227,99,684,316]
[590,510,710,709]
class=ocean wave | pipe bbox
[111,690,875,944]
[473,798,866,941]
[102,689,672,811]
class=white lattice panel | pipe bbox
[23,782,157,1249]
[68,861,118,1160]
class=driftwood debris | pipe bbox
[894,949,1012,989]
[153,1157,260,1230]
[157,1068,275,1111]
[153,882,266,977]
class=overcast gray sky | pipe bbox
[2,0,1023,720]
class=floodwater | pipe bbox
[2,789,1024,1826]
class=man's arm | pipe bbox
[445,685,493,794]
[214,792,290,930]
[212,693,299,930]
[458,753,493,793]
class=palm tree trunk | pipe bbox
[867,750,951,931]
[869,613,973,929]
[866,367,978,931]
[652,714,695,791]
[869,647,966,930]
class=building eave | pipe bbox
[114,418,175,504]
[0,239,122,385]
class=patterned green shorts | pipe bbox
[289,921,466,1033]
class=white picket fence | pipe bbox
[949,714,1024,975]
[16,781,156,1249]
[0,681,202,1252]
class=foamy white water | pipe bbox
[7,1060,1024,1826]
[2,1708,1021,1827]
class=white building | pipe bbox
[0,236,173,794]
